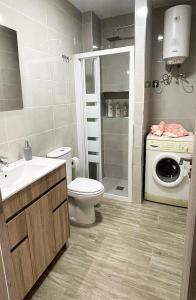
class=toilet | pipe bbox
[47,147,104,225]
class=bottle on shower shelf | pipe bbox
[107,99,113,117]
[122,102,128,117]
[115,102,121,117]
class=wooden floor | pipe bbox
[31,199,187,300]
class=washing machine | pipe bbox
[145,133,194,207]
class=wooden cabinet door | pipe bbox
[39,194,55,266]
[26,201,46,281]
[11,239,34,300]
[0,202,16,300]
[26,193,56,280]
[53,201,70,253]
[6,210,33,299]
[0,253,10,300]
[7,211,27,250]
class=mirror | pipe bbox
[0,25,23,111]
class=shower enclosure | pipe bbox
[74,46,134,201]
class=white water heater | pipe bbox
[163,4,192,65]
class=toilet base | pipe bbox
[68,200,96,225]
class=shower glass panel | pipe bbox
[85,58,95,94]
[83,57,102,181]
[101,52,129,197]
[74,46,134,200]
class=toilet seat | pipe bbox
[68,177,104,196]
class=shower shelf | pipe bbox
[102,116,128,119]
[102,91,129,99]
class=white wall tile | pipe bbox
[10,0,47,25]
[0,142,9,158]
[0,114,7,143]
[53,103,75,128]
[5,110,26,140]
[22,78,53,107]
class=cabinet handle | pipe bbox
[10,236,28,253]
[52,199,67,213]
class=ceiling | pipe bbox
[152,0,191,8]
[69,0,191,19]
[69,0,135,19]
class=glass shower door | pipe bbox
[101,52,130,197]
[74,46,134,201]
[82,57,102,181]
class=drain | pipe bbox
[116,186,124,191]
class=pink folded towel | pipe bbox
[151,121,189,138]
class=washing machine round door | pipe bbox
[152,153,187,188]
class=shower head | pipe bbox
[107,36,121,42]
[106,24,135,43]
[106,36,134,42]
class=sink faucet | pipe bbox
[0,156,8,172]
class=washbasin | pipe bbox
[0,164,46,189]
[0,156,65,201]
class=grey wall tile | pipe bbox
[0,0,82,162]
[101,13,134,49]
[102,118,128,179]
[149,8,196,131]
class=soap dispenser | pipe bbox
[24,140,32,161]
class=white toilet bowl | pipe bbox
[47,147,104,226]
[68,177,104,225]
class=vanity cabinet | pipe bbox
[3,164,69,300]
[7,211,34,299]
[39,193,56,267]
[53,201,69,253]
[11,239,34,300]
[26,200,48,281]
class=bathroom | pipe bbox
[0,0,196,300]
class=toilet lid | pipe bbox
[68,177,104,194]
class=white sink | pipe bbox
[0,157,65,201]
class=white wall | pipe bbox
[0,0,82,162]
[133,0,152,203]
[149,7,196,131]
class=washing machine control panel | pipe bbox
[146,140,193,153]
